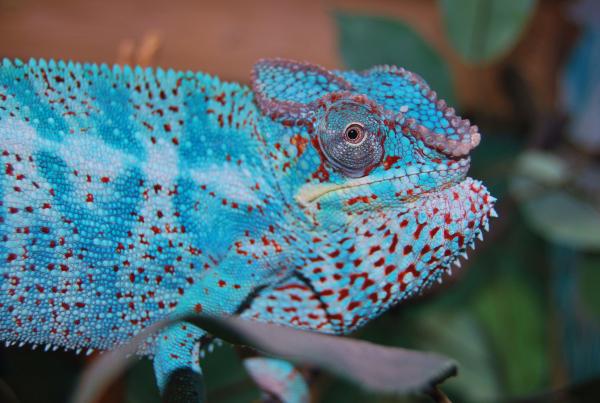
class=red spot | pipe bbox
[101,177,110,183]
[389,234,399,253]
[290,134,308,156]
[337,289,349,301]
[383,155,401,170]
[214,92,226,106]
[347,196,371,206]
[6,253,17,262]
[218,280,226,287]
[413,223,426,240]
[347,301,361,311]
[445,214,452,224]
[403,245,413,255]
[328,249,340,258]
[362,278,375,290]
[86,193,94,202]
[368,245,381,255]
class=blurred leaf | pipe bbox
[414,311,501,402]
[72,314,457,403]
[474,272,548,396]
[520,190,600,252]
[514,150,569,187]
[561,27,600,153]
[440,0,537,64]
[511,150,600,251]
[335,12,455,104]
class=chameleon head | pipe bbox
[252,59,495,328]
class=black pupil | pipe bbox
[347,128,359,140]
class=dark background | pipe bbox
[0,0,599,402]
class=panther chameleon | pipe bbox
[0,58,495,402]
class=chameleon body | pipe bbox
[0,58,495,401]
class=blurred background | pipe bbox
[0,0,599,402]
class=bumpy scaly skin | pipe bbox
[0,58,495,400]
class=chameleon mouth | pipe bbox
[295,164,470,206]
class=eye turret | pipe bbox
[318,100,384,178]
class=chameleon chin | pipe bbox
[0,58,495,401]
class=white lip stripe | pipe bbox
[295,165,469,205]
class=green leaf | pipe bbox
[520,190,600,252]
[474,272,548,396]
[514,151,569,187]
[440,0,537,64]
[335,12,455,104]
[413,311,501,402]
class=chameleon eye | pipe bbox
[318,101,384,178]
[343,123,365,145]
